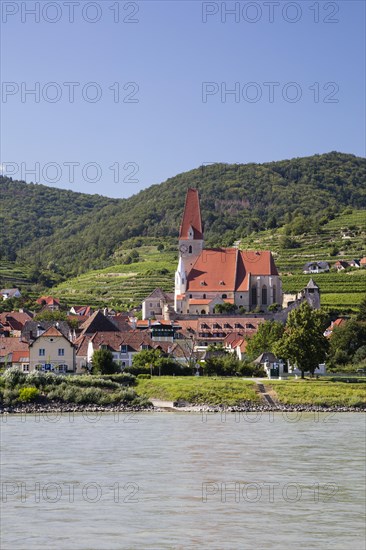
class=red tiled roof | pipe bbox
[179,188,203,240]
[12,350,29,362]
[186,249,278,293]
[40,327,65,337]
[0,338,29,356]
[0,312,33,329]
[36,296,60,305]
[189,299,213,305]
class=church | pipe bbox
[174,188,282,315]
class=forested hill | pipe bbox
[1,152,365,276]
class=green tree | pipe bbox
[357,295,366,321]
[329,320,366,364]
[274,302,328,378]
[213,303,238,314]
[246,321,284,359]
[92,349,120,375]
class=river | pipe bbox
[1,411,365,549]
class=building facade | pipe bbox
[174,188,282,314]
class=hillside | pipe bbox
[49,209,366,313]
[1,152,365,277]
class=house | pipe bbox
[324,318,348,338]
[36,296,60,310]
[0,311,33,337]
[333,260,350,271]
[0,338,29,369]
[174,189,282,314]
[69,305,93,316]
[360,257,366,267]
[348,259,361,268]
[12,350,30,371]
[21,320,71,343]
[29,326,75,373]
[303,261,330,274]
[142,288,174,320]
[1,288,21,300]
[176,315,263,350]
[253,352,286,379]
[75,330,182,372]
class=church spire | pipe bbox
[179,188,203,240]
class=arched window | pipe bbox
[203,294,206,299]
[189,245,192,254]
[272,285,276,303]
[201,310,206,315]
[251,286,257,306]
[262,285,267,305]
[222,294,227,299]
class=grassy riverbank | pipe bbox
[135,377,260,406]
[135,376,366,408]
[265,379,366,407]
[1,373,365,410]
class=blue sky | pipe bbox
[1,0,365,198]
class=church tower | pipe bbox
[178,188,204,273]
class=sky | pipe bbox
[1,0,365,198]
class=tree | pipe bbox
[329,320,366,364]
[357,295,366,321]
[274,302,328,378]
[213,303,238,314]
[245,321,284,359]
[92,349,120,375]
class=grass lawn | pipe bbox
[135,376,260,406]
[267,379,366,407]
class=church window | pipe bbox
[262,285,268,305]
[201,310,206,315]
[272,286,276,303]
[222,294,227,299]
[189,245,192,254]
[251,286,257,306]
[203,294,206,299]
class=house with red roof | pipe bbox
[36,296,61,311]
[29,326,75,373]
[174,189,282,315]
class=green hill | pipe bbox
[50,209,365,314]
[1,152,365,277]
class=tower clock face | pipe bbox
[179,244,188,253]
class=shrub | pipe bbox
[2,367,27,389]
[137,374,151,379]
[18,387,40,403]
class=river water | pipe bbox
[1,411,365,550]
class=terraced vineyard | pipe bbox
[240,209,366,312]
[0,261,32,291]
[52,245,176,308]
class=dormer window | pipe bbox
[120,344,128,353]
[219,281,225,285]
[200,281,206,286]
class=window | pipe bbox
[22,364,29,372]
[58,349,65,356]
[189,245,192,254]
[272,285,276,303]
[39,349,45,356]
[222,294,227,299]
[141,344,149,350]
[251,286,257,306]
[262,285,267,305]
[203,294,206,299]
[121,345,128,353]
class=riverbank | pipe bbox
[1,400,364,414]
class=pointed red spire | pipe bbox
[179,188,203,240]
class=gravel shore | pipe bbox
[0,401,364,414]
